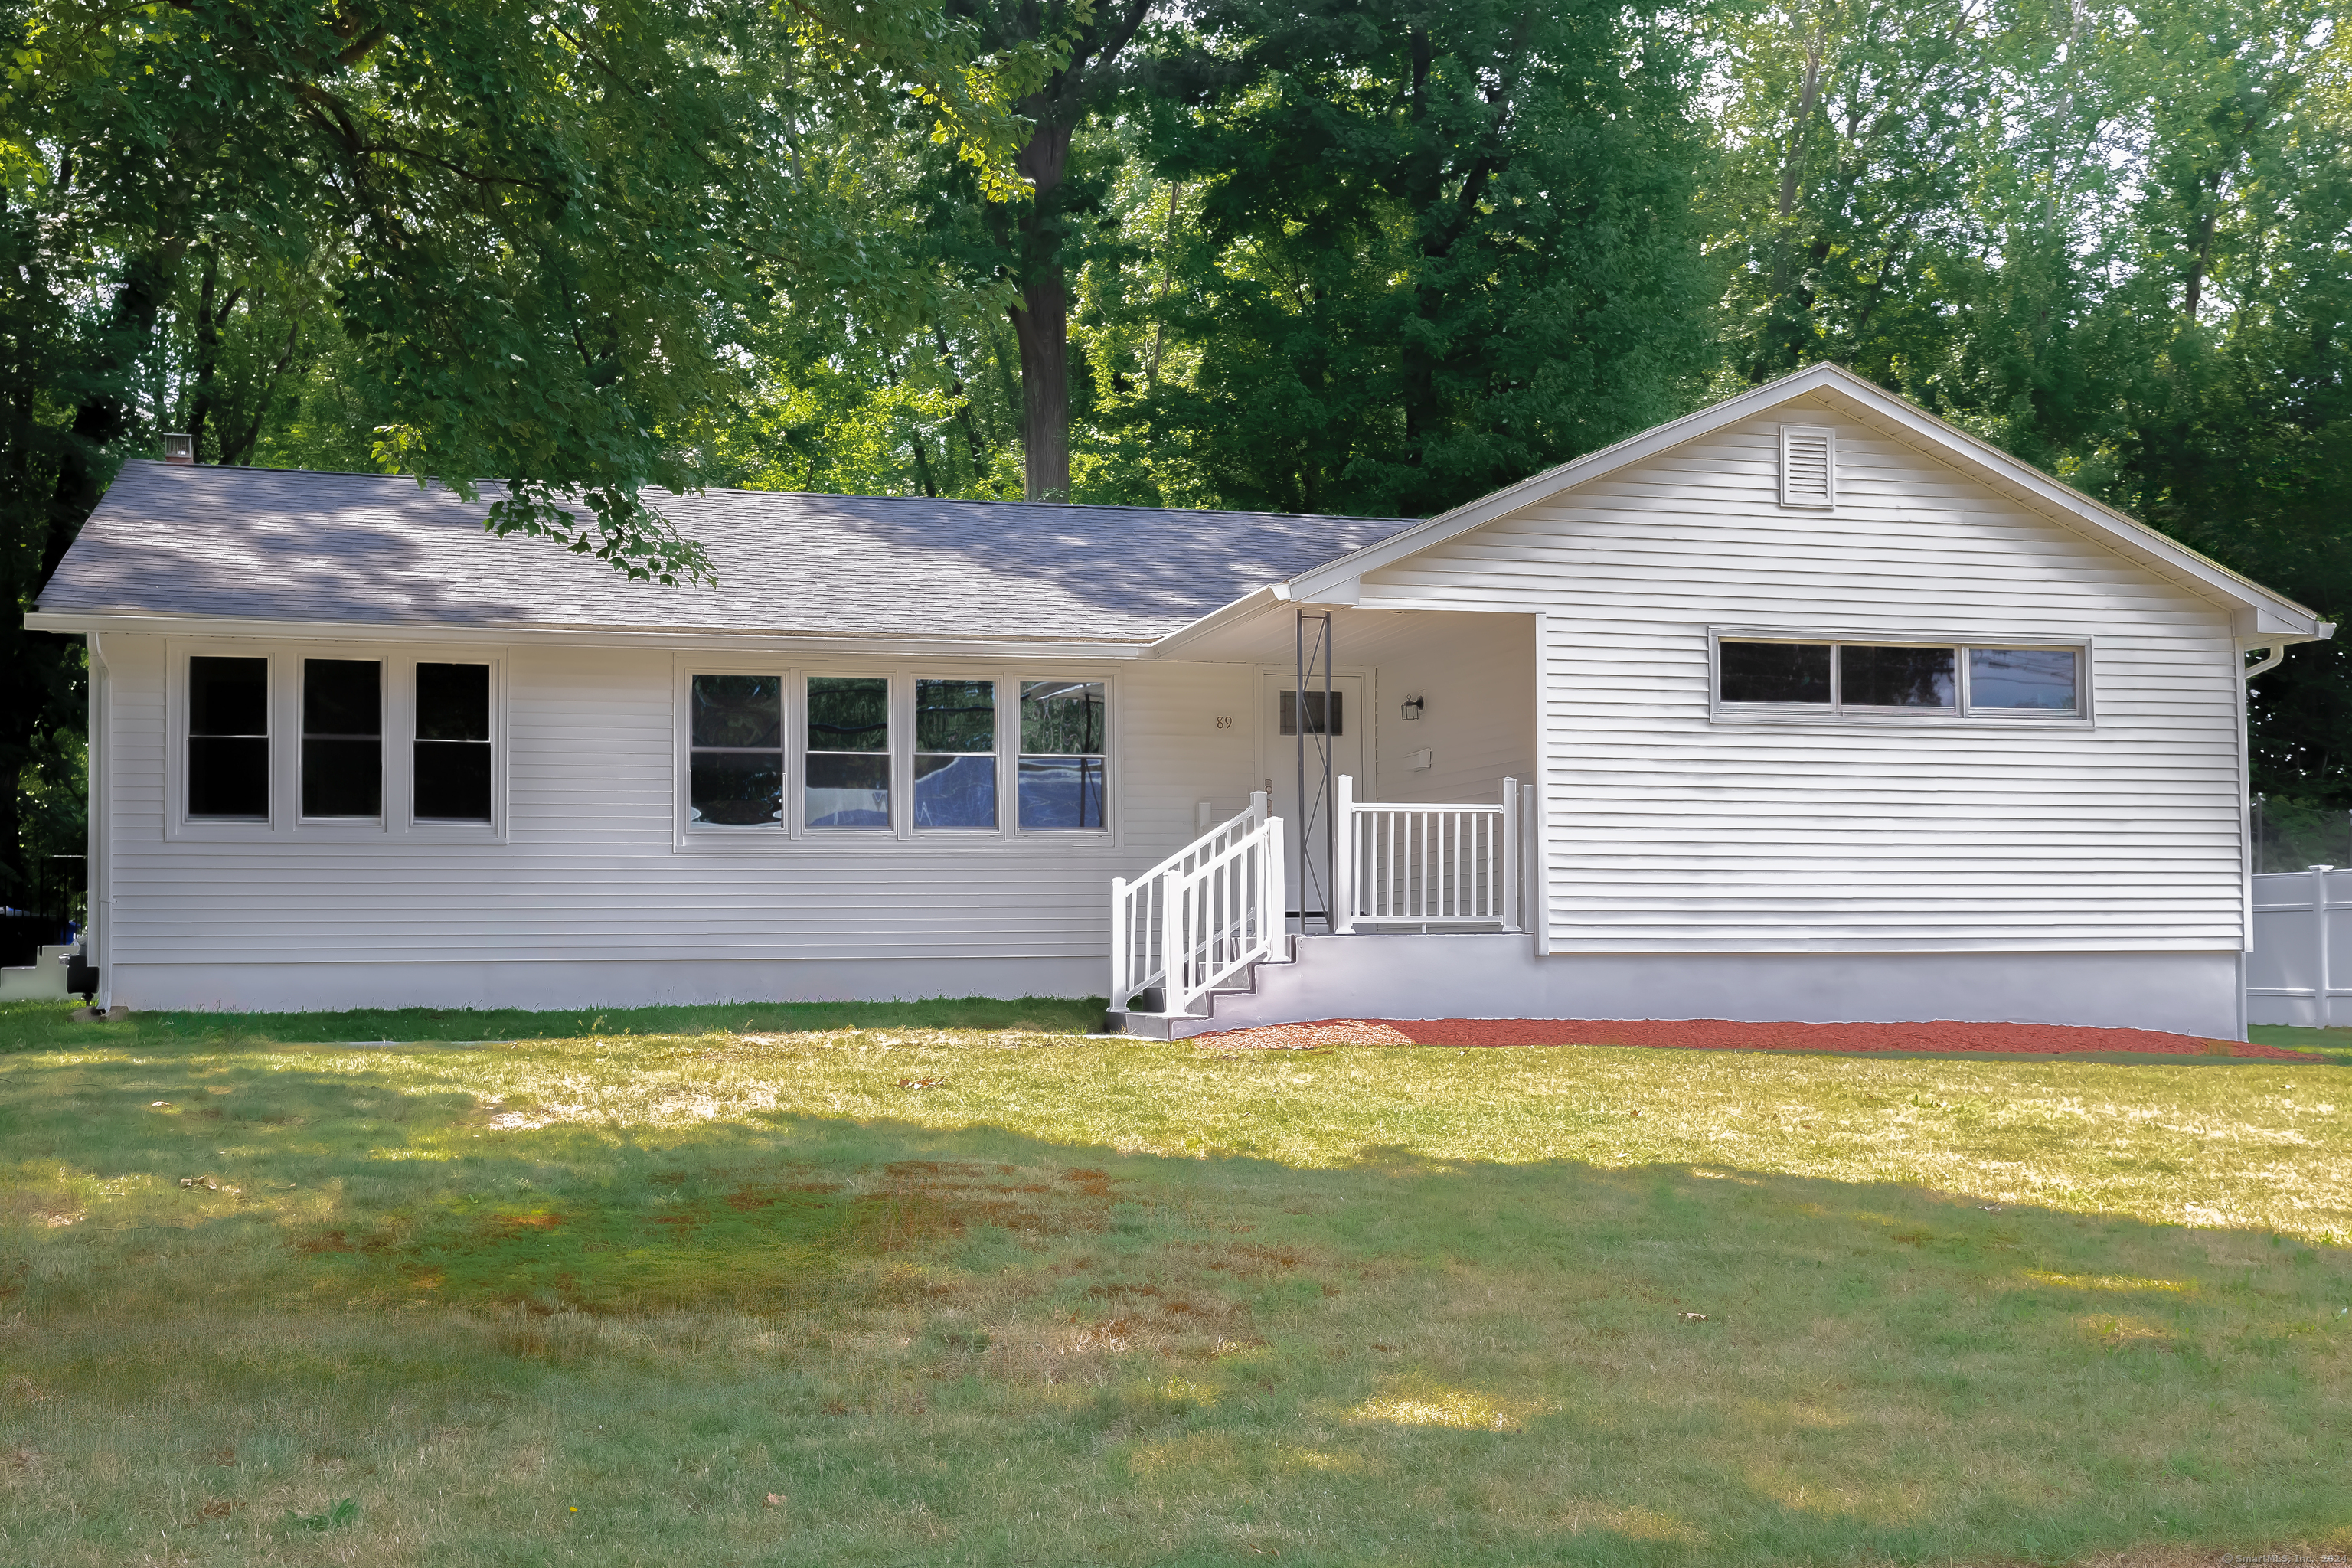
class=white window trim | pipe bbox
[165,639,509,842]
[671,658,1118,852]
[802,669,900,838]
[400,651,509,843]
[1705,628,2096,728]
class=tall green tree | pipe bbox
[1704,0,2352,800]
[0,0,1034,900]
[935,0,1154,501]
[1121,0,1717,518]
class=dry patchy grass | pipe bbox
[0,1005,2347,1566]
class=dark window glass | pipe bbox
[416,662,491,742]
[1278,690,1344,736]
[1019,681,1104,754]
[1841,645,1955,707]
[1019,681,1106,828]
[691,751,785,827]
[916,679,995,828]
[188,656,269,818]
[692,673,782,750]
[806,753,891,828]
[688,675,782,827]
[807,677,890,828]
[1718,642,1831,704]
[302,659,383,818]
[1968,648,2078,712]
[416,739,493,822]
[807,676,889,752]
[416,663,493,821]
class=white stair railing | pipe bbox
[1333,775,1518,933]
[1110,793,1286,1016]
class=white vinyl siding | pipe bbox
[96,640,1269,971]
[1370,612,1537,808]
[1357,392,2246,954]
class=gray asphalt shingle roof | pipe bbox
[38,462,1417,642]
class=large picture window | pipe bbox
[1717,638,2081,719]
[1019,680,1106,829]
[915,678,997,828]
[302,658,382,818]
[688,675,783,828]
[806,676,890,828]
[416,662,494,822]
[188,655,270,819]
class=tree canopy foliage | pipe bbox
[5,0,2351,895]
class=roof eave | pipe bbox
[26,609,1165,660]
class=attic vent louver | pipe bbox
[1779,424,1836,509]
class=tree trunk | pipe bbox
[187,247,221,463]
[1009,121,1074,501]
[1010,275,1070,501]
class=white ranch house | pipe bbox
[30,364,2330,1038]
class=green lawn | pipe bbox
[2,1000,2347,1566]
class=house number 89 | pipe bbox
[1214,716,1233,729]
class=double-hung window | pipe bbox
[188,656,270,819]
[688,675,784,828]
[302,658,383,818]
[1715,636,2083,719]
[915,679,998,828]
[415,663,494,822]
[806,676,891,828]
[1018,680,1106,829]
[181,652,501,831]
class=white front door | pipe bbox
[1262,673,1365,923]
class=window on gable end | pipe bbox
[1779,424,1836,509]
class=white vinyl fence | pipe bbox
[2247,867,2352,1026]
[1333,775,1525,934]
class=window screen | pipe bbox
[915,678,996,829]
[302,659,381,818]
[188,656,269,818]
[806,676,890,828]
[1968,648,2079,712]
[416,663,493,821]
[688,675,783,827]
[1018,680,1106,829]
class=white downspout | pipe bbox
[87,632,110,1010]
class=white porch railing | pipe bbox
[1333,774,1519,933]
[1110,792,1286,1017]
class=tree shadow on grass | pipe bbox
[3,1050,2348,1567]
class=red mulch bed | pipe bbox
[1191,1017,2311,1059]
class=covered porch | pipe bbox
[1110,603,1540,1031]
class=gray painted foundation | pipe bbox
[109,956,1106,1014]
[1181,937,2245,1040]
[111,942,2245,1041]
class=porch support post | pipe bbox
[1332,774,1356,934]
[1500,776,1519,932]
